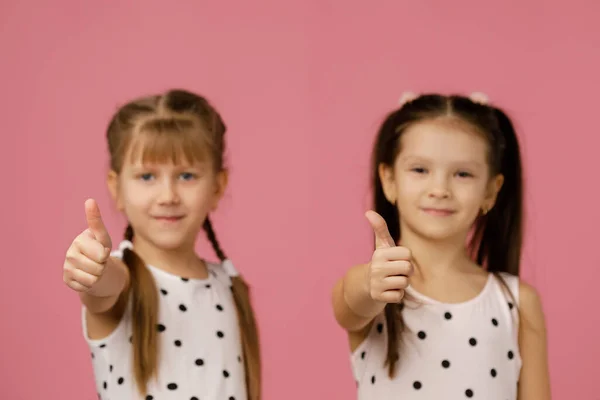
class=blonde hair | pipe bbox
[106,89,261,399]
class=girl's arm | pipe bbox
[332,263,386,333]
[517,282,551,399]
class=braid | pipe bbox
[203,217,226,261]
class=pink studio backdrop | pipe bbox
[2,1,599,399]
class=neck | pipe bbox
[130,235,200,273]
[399,224,470,281]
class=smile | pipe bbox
[421,208,455,217]
[153,216,185,222]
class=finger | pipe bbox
[67,268,98,288]
[66,280,90,292]
[380,275,410,292]
[365,210,395,249]
[378,289,405,304]
[85,199,112,249]
[383,260,414,276]
[66,251,105,276]
[372,247,412,264]
[75,231,110,264]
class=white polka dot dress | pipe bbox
[83,244,247,400]
[352,273,521,400]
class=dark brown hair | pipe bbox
[371,94,523,377]
[106,89,261,399]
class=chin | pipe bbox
[148,235,190,251]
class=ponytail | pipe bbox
[471,107,523,277]
[121,225,160,395]
[470,106,524,308]
[203,217,262,400]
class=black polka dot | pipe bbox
[109,365,113,372]
[376,323,383,333]
[508,350,514,360]
[466,389,474,397]
[417,331,426,340]
[179,304,187,312]
[103,381,107,390]
[492,318,498,326]
[223,370,230,378]
[469,338,477,346]
[167,383,178,390]
[217,331,224,338]
[191,397,199,400]
[160,289,168,295]
[145,396,153,400]
[174,340,182,347]
[117,377,124,385]
[238,355,242,363]
[91,352,95,359]
[216,304,224,311]
[205,284,211,288]
[491,368,497,377]
[229,397,235,400]
[99,344,106,348]
[442,360,450,368]
[157,324,166,332]
[129,336,133,343]
[413,381,422,390]
[508,302,514,309]
[361,351,366,359]
[371,375,376,384]
[195,358,204,366]
[181,277,189,282]
[444,311,452,320]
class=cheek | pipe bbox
[121,183,153,210]
[396,173,423,199]
[454,182,487,207]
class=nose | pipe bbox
[428,174,451,199]
[157,179,180,205]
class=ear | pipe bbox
[107,170,124,211]
[378,163,397,204]
[210,169,229,211]
[483,173,504,211]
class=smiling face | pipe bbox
[110,156,227,251]
[379,117,504,242]
[105,95,228,252]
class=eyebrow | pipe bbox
[400,155,485,168]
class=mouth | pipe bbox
[153,216,185,223]
[421,208,455,217]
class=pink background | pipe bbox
[2,1,599,399]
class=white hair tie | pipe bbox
[469,91,489,105]
[221,259,239,277]
[119,240,134,252]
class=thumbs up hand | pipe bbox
[63,199,113,293]
[365,210,413,303]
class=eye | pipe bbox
[410,167,427,174]
[179,172,197,181]
[139,173,154,181]
[456,171,474,178]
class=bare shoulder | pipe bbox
[518,281,546,329]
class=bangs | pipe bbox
[127,117,213,167]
